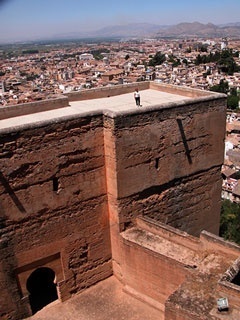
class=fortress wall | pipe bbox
[203,236,240,311]
[110,97,226,236]
[136,216,201,252]
[120,236,189,310]
[119,217,240,320]
[200,231,240,258]
[103,115,123,281]
[0,95,69,120]
[66,81,214,103]
[0,115,112,319]
[117,219,198,313]
[103,92,226,299]
[0,81,217,120]
[149,81,211,97]
[67,82,149,101]
[0,84,227,318]
[66,81,149,102]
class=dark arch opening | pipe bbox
[26,267,58,315]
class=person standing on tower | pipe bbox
[134,88,141,106]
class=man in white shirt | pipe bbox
[134,88,141,106]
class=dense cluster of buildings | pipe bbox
[222,112,240,202]
[1,36,240,205]
[0,37,240,106]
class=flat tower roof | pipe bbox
[0,82,225,133]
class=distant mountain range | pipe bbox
[53,22,240,40]
[156,22,240,38]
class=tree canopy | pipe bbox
[195,49,240,75]
[148,51,166,67]
[210,79,229,94]
[210,79,239,110]
[220,199,240,245]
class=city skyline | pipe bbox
[0,0,240,43]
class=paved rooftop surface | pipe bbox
[123,227,200,267]
[0,89,191,131]
[69,89,190,112]
[25,276,163,320]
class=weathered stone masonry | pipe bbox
[106,98,226,236]
[0,82,231,319]
[0,115,112,319]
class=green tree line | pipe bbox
[220,199,240,245]
[195,49,240,75]
[210,79,239,110]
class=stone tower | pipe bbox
[0,82,229,319]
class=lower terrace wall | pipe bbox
[120,217,240,320]
[0,114,112,319]
[120,234,190,311]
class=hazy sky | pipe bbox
[0,0,239,43]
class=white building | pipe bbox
[79,53,94,61]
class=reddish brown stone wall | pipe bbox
[164,305,204,320]
[66,82,149,102]
[66,81,213,103]
[0,84,227,319]
[107,98,226,236]
[149,81,210,97]
[0,95,69,120]
[103,92,226,317]
[120,238,189,308]
[0,115,112,319]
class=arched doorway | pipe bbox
[26,267,58,314]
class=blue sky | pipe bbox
[0,0,239,43]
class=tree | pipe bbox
[194,49,240,75]
[227,95,239,110]
[220,199,240,245]
[168,55,181,67]
[125,54,130,60]
[22,49,39,54]
[210,81,239,109]
[200,45,208,52]
[195,54,203,65]
[210,79,229,94]
[148,51,166,67]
